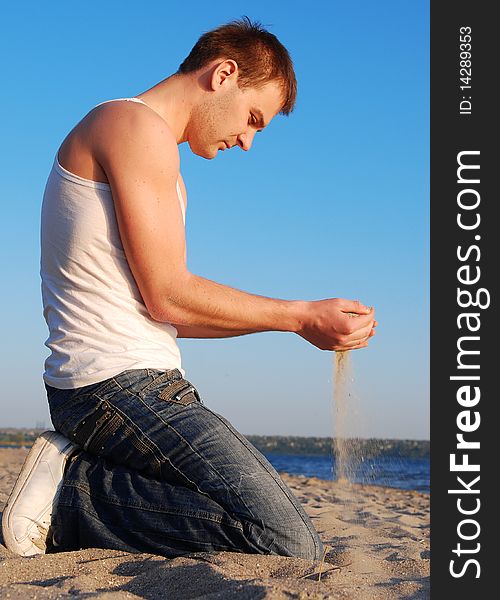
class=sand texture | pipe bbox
[0,447,429,599]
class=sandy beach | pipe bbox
[0,447,429,599]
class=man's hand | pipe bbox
[297,299,376,351]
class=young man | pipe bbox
[2,18,376,560]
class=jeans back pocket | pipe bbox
[72,399,125,453]
[158,378,201,405]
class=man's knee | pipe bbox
[256,516,323,561]
[285,526,323,561]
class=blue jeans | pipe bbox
[46,368,323,559]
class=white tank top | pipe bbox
[41,97,184,389]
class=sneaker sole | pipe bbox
[2,431,76,556]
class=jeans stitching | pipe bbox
[55,401,100,436]
[89,392,165,476]
[57,504,247,554]
[52,377,124,434]
[135,370,183,397]
[61,481,243,528]
[199,405,322,555]
[127,388,232,499]
[99,386,208,496]
[85,413,124,454]
[118,386,257,517]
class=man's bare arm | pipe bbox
[173,324,256,339]
[94,103,376,351]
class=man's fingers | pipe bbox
[345,321,374,342]
[343,333,373,348]
[339,323,376,348]
[344,311,375,331]
[334,341,369,351]
[340,299,373,316]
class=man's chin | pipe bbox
[205,146,220,159]
[188,142,218,160]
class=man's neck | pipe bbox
[136,74,198,145]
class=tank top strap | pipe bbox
[176,181,186,224]
[92,97,147,109]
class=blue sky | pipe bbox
[0,1,429,438]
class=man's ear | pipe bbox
[210,59,238,91]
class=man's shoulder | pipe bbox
[59,100,179,185]
[87,100,180,178]
[92,100,178,153]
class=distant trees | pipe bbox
[246,435,429,458]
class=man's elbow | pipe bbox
[146,301,172,323]
[143,273,193,324]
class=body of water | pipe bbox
[0,443,429,494]
[265,453,430,494]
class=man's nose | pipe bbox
[236,129,256,152]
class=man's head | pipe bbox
[179,17,296,115]
[178,17,297,158]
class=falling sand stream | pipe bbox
[332,351,381,513]
[331,351,377,521]
[327,352,423,590]
[333,351,358,485]
[332,351,386,490]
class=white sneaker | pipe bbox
[2,430,78,556]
